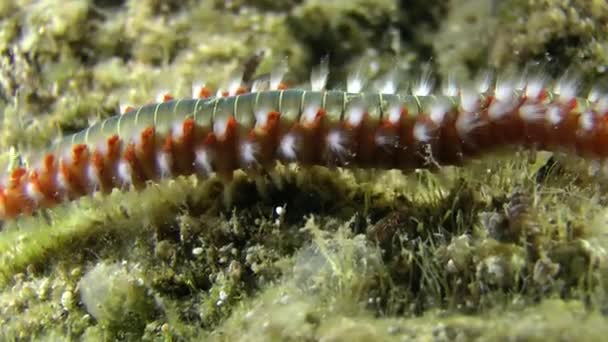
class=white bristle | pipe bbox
[578,112,595,131]
[226,67,245,96]
[442,75,459,97]
[413,122,432,142]
[119,102,134,114]
[412,68,434,96]
[455,112,482,138]
[86,164,101,191]
[519,104,544,121]
[429,100,450,125]
[311,58,329,91]
[375,131,397,148]
[171,122,184,141]
[192,81,206,99]
[545,105,563,125]
[270,59,288,90]
[25,181,44,204]
[376,71,398,94]
[387,104,402,124]
[327,130,348,156]
[346,103,366,126]
[255,108,270,128]
[157,151,172,178]
[488,99,517,120]
[195,148,214,175]
[117,160,133,186]
[251,79,269,93]
[460,88,479,113]
[347,66,365,93]
[588,87,603,103]
[494,79,515,102]
[524,77,546,99]
[240,141,259,166]
[155,90,173,103]
[475,71,494,94]
[302,102,320,124]
[555,76,579,103]
[213,118,228,138]
[597,97,608,114]
[279,134,298,160]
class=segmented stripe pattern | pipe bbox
[1,73,607,220]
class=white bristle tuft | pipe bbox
[519,104,545,122]
[302,102,320,124]
[171,122,184,141]
[597,97,608,114]
[375,131,397,149]
[554,76,579,103]
[226,67,245,96]
[494,79,515,102]
[488,99,516,120]
[376,71,398,94]
[157,151,172,178]
[588,87,604,103]
[413,122,432,142]
[327,130,348,156]
[195,148,214,175]
[25,181,44,204]
[310,57,329,91]
[240,141,259,166]
[442,75,459,97]
[412,67,434,96]
[251,78,269,93]
[279,134,298,160]
[192,81,206,99]
[387,104,402,124]
[119,102,134,114]
[578,112,595,131]
[346,102,366,126]
[117,160,133,186]
[156,90,173,103]
[460,88,479,113]
[455,112,482,138]
[255,108,270,128]
[545,105,563,125]
[270,59,289,90]
[475,71,494,94]
[429,100,450,125]
[85,164,100,192]
[524,77,546,99]
[213,118,228,138]
[347,65,365,93]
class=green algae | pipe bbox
[1,0,608,340]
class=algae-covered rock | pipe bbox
[79,261,157,337]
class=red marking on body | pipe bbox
[204,132,217,145]
[43,154,55,172]
[9,168,27,189]
[107,135,121,160]
[162,94,174,102]
[140,127,155,151]
[198,87,212,99]
[235,86,247,95]
[72,144,88,167]
[122,106,135,114]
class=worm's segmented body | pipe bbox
[1,72,607,220]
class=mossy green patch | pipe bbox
[1,0,608,340]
